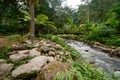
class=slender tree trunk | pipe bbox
[29,0,35,41]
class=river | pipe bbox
[65,40,120,74]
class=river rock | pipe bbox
[36,61,70,80]
[9,52,28,62]
[0,63,13,78]
[29,48,41,57]
[11,56,54,79]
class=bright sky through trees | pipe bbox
[63,0,82,8]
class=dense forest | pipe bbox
[0,0,120,80]
[0,0,120,46]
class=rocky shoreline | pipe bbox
[0,38,70,80]
[86,41,120,58]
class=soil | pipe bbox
[0,36,8,46]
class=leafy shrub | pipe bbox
[86,24,115,41]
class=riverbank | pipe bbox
[84,41,120,58]
[65,39,120,76]
[57,34,120,58]
[0,34,119,80]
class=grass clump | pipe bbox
[0,46,10,59]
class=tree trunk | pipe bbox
[29,0,35,41]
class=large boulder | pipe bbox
[11,56,54,79]
[0,63,13,79]
[9,52,28,62]
[29,48,41,57]
[36,61,70,80]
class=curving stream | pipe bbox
[65,40,120,73]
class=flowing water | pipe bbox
[65,40,120,73]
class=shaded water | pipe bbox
[65,40,120,73]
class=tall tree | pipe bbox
[26,0,39,41]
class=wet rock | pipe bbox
[29,48,41,57]
[9,53,28,62]
[85,50,89,52]
[12,56,54,79]
[36,61,69,80]
[114,71,120,77]
[102,48,111,53]
[0,63,13,78]
[89,56,96,64]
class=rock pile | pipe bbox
[0,38,70,80]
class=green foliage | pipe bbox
[105,4,120,33]
[54,71,74,80]
[0,46,10,59]
[81,4,120,46]
[7,34,21,41]
[54,61,118,80]
[21,10,57,33]
[57,34,78,40]
[35,14,57,32]
[85,24,115,41]
[36,14,48,22]
[38,34,120,80]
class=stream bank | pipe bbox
[65,40,120,75]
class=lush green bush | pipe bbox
[86,24,115,40]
